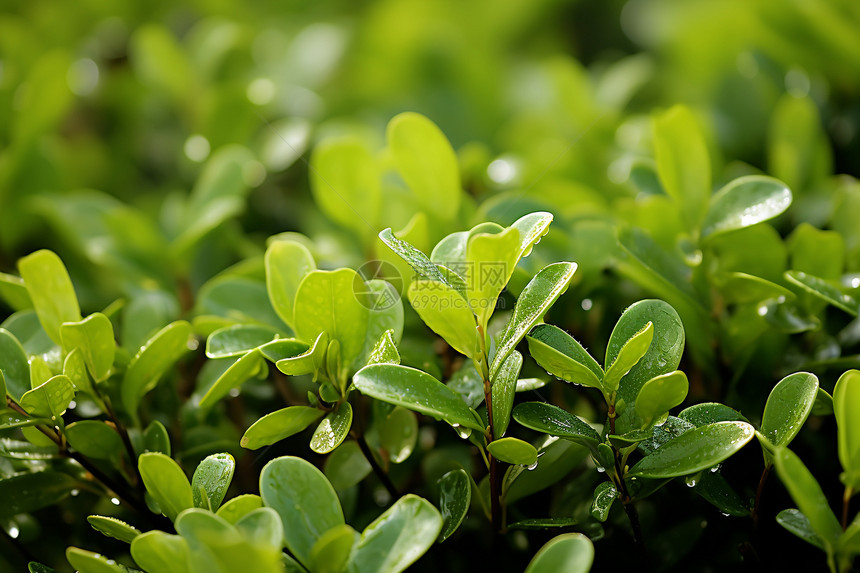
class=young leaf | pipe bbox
[353,364,483,431]
[277,331,328,376]
[241,406,324,450]
[66,547,133,572]
[65,421,124,461]
[192,453,235,511]
[407,279,477,359]
[627,421,755,478]
[138,452,193,521]
[524,532,594,573]
[366,329,401,365]
[677,402,749,427]
[87,515,141,544]
[438,469,471,542]
[512,402,601,446]
[258,338,309,363]
[491,350,523,438]
[349,494,443,573]
[59,313,115,382]
[487,437,538,466]
[20,375,75,420]
[130,531,191,573]
[834,370,860,486]
[526,324,603,389]
[0,328,29,400]
[205,324,280,359]
[216,494,263,524]
[122,321,195,420]
[379,228,451,286]
[143,420,171,455]
[198,349,266,410]
[785,271,859,316]
[357,279,404,370]
[309,524,359,573]
[376,406,418,464]
[776,509,825,550]
[259,456,345,568]
[464,226,520,328]
[701,176,792,240]
[760,372,819,451]
[634,370,689,427]
[18,250,81,345]
[310,401,353,454]
[773,447,842,554]
[603,321,653,396]
[29,355,52,389]
[591,481,618,522]
[490,262,577,380]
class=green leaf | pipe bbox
[18,250,81,345]
[513,402,601,446]
[677,403,749,427]
[235,507,286,552]
[277,331,328,376]
[490,262,577,380]
[122,321,195,420]
[20,375,75,420]
[438,469,471,542]
[59,313,115,383]
[198,349,266,410]
[310,524,359,573]
[627,421,755,478]
[591,481,618,522]
[138,452,193,522]
[367,329,401,366]
[693,470,749,517]
[387,112,460,221]
[0,412,53,430]
[353,364,483,431]
[260,456,344,569]
[205,325,280,359]
[241,406,324,450]
[516,378,547,392]
[773,447,842,554]
[491,350,523,439]
[293,269,370,372]
[701,176,792,240]
[464,226,520,327]
[378,228,451,286]
[526,324,603,389]
[603,322,653,396]
[487,437,538,466]
[258,339,309,363]
[195,276,285,331]
[507,518,578,530]
[834,370,860,486]
[524,532,595,573]
[812,388,834,416]
[768,94,832,192]
[0,470,76,517]
[324,441,371,490]
[310,136,380,236]
[653,105,710,230]
[130,531,191,573]
[0,272,32,312]
[87,515,141,544]
[714,272,796,305]
[265,240,317,330]
[216,494,263,524]
[776,508,825,550]
[310,402,353,454]
[504,437,589,504]
[64,348,97,398]
[349,494,443,573]
[0,328,29,400]
[143,420,171,456]
[634,370,689,427]
[66,547,134,573]
[785,270,859,316]
[28,563,54,573]
[376,406,418,464]
[66,421,124,461]
[407,279,477,358]
[788,223,845,281]
[760,372,819,451]
[192,453,235,511]
[606,300,685,434]
[29,355,52,389]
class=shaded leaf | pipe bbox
[438,469,470,542]
[512,402,601,446]
[591,481,618,522]
[138,452,193,521]
[524,532,594,573]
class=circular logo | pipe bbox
[353,260,404,310]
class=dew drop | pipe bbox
[110,497,120,505]
[70,489,80,497]
[8,525,19,539]
[527,461,539,471]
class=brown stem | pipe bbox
[614,446,646,560]
[354,433,399,501]
[843,487,853,530]
[752,464,771,527]
[103,398,141,486]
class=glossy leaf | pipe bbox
[367,329,401,365]
[487,437,538,466]
[138,452,193,521]
[603,321,653,396]
[634,370,689,427]
[834,370,860,485]
[505,437,589,504]
[309,524,359,573]
[348,494,443,573]
[357,279,404,370]
[702,176,792,239]
[378,228,451,287]
[353,364,483,431]
[64,348,96,398]
[627,421,755,478]
[277,331,328,376]
[776,508,825,550]
[310,401,353,454]
[377,406,418,464]
[20,375,75,420]
[265,240,316,329]
[526,324,602,389]
[192,453,235,511]
[122,321,195,419]
[130,531,191,573]
[260,456,344,568]
[241,406,324,450]
[66,547,132,572]
[65,420,124,461]
[87,515,141,544]
[29,355,52,389]
[491,262,577,380]
[198,349,266,410]
[693,470,749,517]
[438,469,470,542]
[512,402,601,446]
[257,338,309,363]
[491,350,522,438]
[760,372,819,450]
[18,250,81,345]
[0,470,76,517]
[0,328,29,400]
[407,279,477,358]
[143,420,171,455]
[59,313,115,382]
[678,403,749,427]
[524,532,595,573]
[785,270,859,316]
[591,481,618,522]
[216,494,263,525]
[205,325,280,358]
[773,447,842,553]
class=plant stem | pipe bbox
[843,486,853,530]
[613,444,646,557]
[103,397,141,486]
[484,376,503,532]
[752,463,771,527]
[354,433,399,501]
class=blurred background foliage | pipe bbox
[2,0,860,570]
